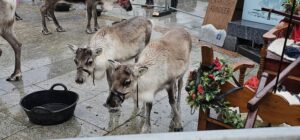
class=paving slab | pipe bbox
[74,94,138,132]
[3,117,106,140]
[0,112,27,139]
[0,85,43,112]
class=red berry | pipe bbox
[197,85,204,94]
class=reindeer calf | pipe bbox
[68,16,152,89]
[106,28,192,133]
[0,0,22,81]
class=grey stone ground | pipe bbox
[0,0,257,139]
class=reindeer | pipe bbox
[40,0,133,35]
[0,0,22,81]
[68,16,152,90]
[106,28,192,133]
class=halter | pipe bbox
[111,90,126,103]
[77,67,92,76]
[77,67,96,85]
[136,82,139,108]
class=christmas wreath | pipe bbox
[185,58,244,128]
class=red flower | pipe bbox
[197,85,204,94]
[213,58,223,71]
[208,74,215,80]
[191,94,196,100]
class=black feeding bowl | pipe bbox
[20,83,79,125]
[55,3,72,12]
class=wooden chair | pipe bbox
[197,46,300,130]
[259,21,300,93]
[246,56,300,128]
[197,46,256,130]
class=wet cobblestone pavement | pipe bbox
[0,0,257,139]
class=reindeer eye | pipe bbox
[74,59,78,65]
[123,79,131,86]
[86,59,93,65]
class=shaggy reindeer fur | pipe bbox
[107,28,192,133]
[68,16,153,89]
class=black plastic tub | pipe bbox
[20,83,79,125]
[55,3,72,12]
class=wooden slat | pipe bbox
[222,82,255,113]
[258,93,300,125]
[244,73,268,128]
[265,70,300,81]
[263,22,288,40]
[207,118,233,129]
[261,8,300,21]
[244,109,259,128]
[198,110,209,131]
[248,57,300,108]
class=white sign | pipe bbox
[242,0,284,25]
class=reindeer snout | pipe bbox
[75,77,84,84]
[106,92,123,108]
[125,4,132,11]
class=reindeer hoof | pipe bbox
[42,29,52,35]
[173,127,183,132]
[96,9,102,17]
[56,27,66,32]
[6,73,22,81]
[94,27,100,32]
[86,28,94,34]
[141,125,151,133]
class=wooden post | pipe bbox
[201,46,214,66]
[197,109,209,130]
[197,46,214,131]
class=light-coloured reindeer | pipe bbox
[68,16,152,89]
[106,27,192,133]
[0,0,22,81]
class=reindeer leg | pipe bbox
[0,48,2,57]
[177,76,183,113]
[167,81,183,132]
[86,2,94,34]
[141,102,152,133]
[106,68,112,90]
[93,3,99,31]
[2,31,22,81]
[40,1,52,35]
[15,12,22,21]
[45,11,53,21]
[48,6,65,32]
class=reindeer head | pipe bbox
[102,0,132,11]
[68,44,103,84]
[105,60,148,109]
[115,0,133,11]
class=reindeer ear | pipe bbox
[134,66,148,77]
[67,44,78,53]
[108,60,121,70]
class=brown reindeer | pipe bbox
[0,0,22,81]
[40,0,133,35]
[68,16,152,91]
